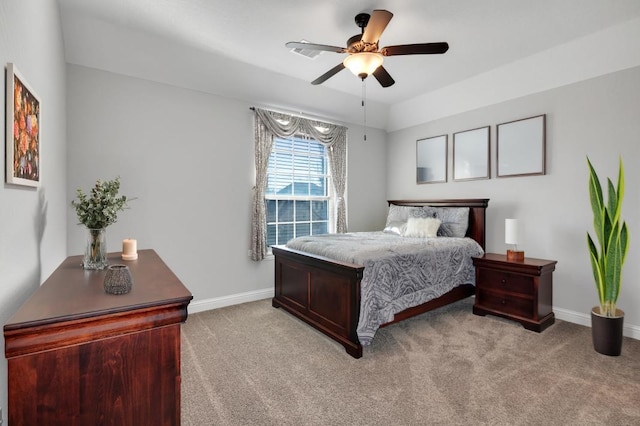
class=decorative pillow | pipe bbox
[385,205,441,234]
[383,221,407,236]
[403,217,441,238]
[409,206,437,219]
[385,205,415,226]
[433,207,470,238]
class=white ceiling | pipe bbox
[57,0,640,126]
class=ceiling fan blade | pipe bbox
[311,63,346,85]
[286,41,345,53]
[361,9,393,44]
[372,66,395,88]
[382,42,449,56]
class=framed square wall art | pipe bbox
[497,114,546,178]
[416,134,447,184]
[453,126,490,181]
[6,63,41,188]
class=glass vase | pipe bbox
[84,228,108,270]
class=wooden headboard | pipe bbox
[387,199,490,250]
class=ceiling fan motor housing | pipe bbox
[348,13,378,53]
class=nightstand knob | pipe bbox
[501,279,507,286]
[501,299,506,305]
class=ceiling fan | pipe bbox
[285,9,449,88]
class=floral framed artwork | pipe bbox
[453,126,490,181]
[416,134,447,184]
[6,63,40,187]
[497,114,546,178]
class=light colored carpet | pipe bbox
[181,298,640,425]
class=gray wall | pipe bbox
[386,66,640,335]
[66,64,388,309]
[0,0,68,416]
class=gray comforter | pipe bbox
[286,232,484,345]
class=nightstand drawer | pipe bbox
[476,290,534,319]
[477,269,533,296]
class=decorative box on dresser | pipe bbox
[472,253,557,332]
[3,249,192,426]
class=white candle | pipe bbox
[122,238,138,256]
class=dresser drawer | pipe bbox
[476,290,534,319]
[477,268,533,296]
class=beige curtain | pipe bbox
[251,108,348,261]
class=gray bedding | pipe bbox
[285,232,484,345]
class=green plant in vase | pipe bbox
[587,157,630,355]
[587,157,629,316]
[71,177,129,270]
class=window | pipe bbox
[266,135,332,246]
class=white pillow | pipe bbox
[403,217,441,238]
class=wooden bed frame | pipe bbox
[272,199,489,358]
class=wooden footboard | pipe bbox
[272,198,489,358]
[272,245,365,358]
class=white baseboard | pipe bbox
[187,290,640,341]
[188,287,273,314]
[554,307,640,340]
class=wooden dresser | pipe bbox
[3,249,192,426]
[472,253,557,332]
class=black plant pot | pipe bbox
[591,307,624,356]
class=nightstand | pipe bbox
[472,253,557,332]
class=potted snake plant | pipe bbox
[587,157,629,356]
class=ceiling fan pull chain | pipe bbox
[362,79,367,141]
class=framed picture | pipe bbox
[6,63,41,188]
[453,126,490,181]
[416,134,447,184]
[497,114,546,178]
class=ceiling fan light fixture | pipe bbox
[343,52,383,79]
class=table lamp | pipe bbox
[505,218,524,261]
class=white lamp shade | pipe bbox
[343,52,384,78]
[505,219,519,245]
